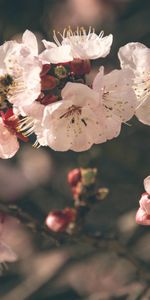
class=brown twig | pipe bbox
[0,200,150,284]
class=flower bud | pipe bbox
[70,59,91,76]
[81,168,97,186]
[45,208,76,232]
[40,64,51,77]
[136,192,150,225]
[67,168,81,187]
[54,65,67,79]
[41,75,58,90]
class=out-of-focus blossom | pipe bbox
[40,27,113,63]
[136,176,150,225]
[118,43,150,125]
[0,215,17,269]
[0,30,41,107]
[0,241,17,264]
[45,208,76,232]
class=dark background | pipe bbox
[0,0,150,299]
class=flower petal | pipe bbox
[136,207,150,226]
[94,68,137,122]
[40,45,73,64]
[0,118,19,159]
[62,82,99,107]
[135,96,150,125]
[144,176,150,195]
[118,42,150,74]
[22,30,38,56]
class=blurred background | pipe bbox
[0,0,150,299]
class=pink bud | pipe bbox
[40,64,51,77]
[67,168,81,187]
[70,59,91,76]
[41,75,58,90]
[45,208,76,232]
[136,193,150,225]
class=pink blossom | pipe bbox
[45,208,76,232]
[136,176,150,225]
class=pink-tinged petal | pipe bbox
[136,207,150,226]
[22,30,38,56]
[139,193,150,215]
[135,96,150,125]
[144,176,150,195]
[0,119,19,159]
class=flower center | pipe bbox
[0,74,13,104]
[60,105,87,129]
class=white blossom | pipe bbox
[0,31,42,107]
[40,27,113,63]
[40,68,136,152]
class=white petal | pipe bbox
[40,45,73,64]
[118,42,150,74]
[62,82,99,107]
[22,30,38,56]
[135,96,150,125]
[102,107,122,140]
[102,69,137,122]
[0,119,19,159]
[144,176,150,194]
[62,33,113,60]
[42,39,57,49]
[88,34,113,59]
[9,56,41,106]
[93,66,104,95]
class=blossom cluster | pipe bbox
[136,176,150,226]
[45,167,108,233]
[0,28,149,158]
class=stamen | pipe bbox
[99,30,104,38]
[33,140,41,148]
[53,30,61,46]
[17,117,35,137]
